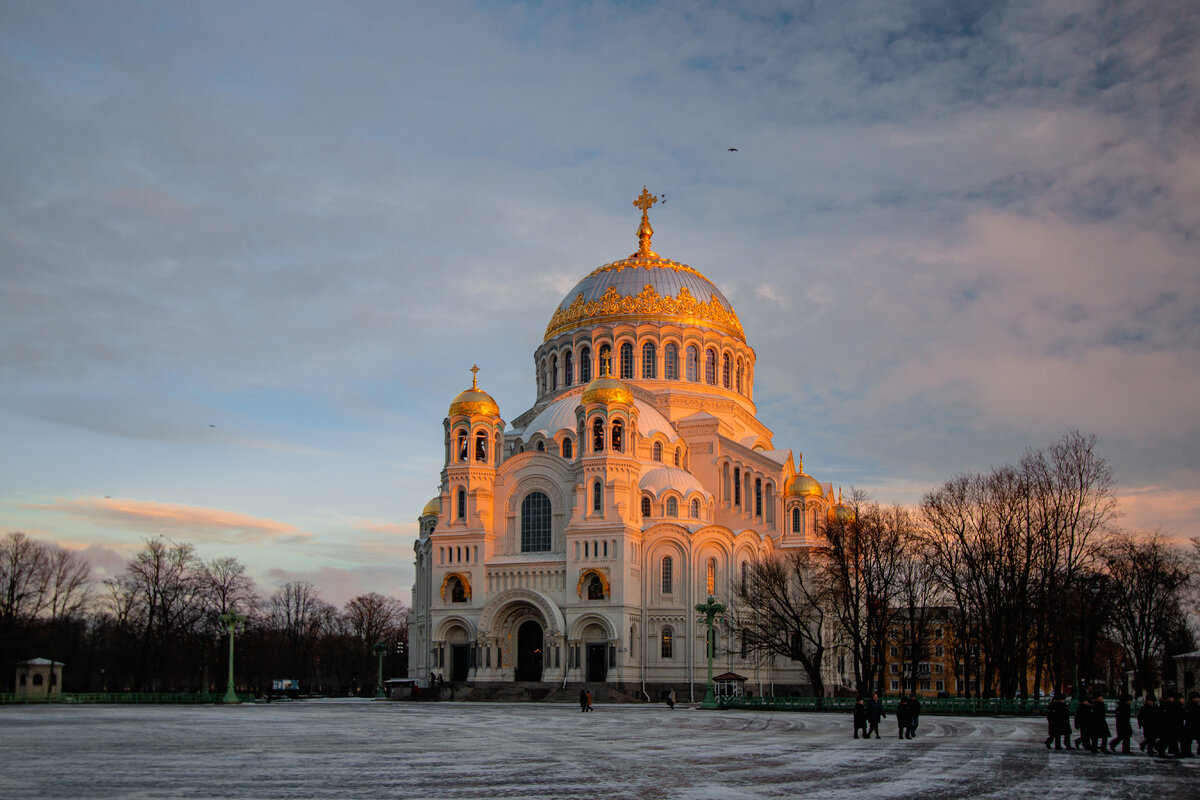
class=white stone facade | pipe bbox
[409,194,840,698]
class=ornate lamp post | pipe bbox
[218,612,245,704]
[695,594,726,709]
[373,642,388,699]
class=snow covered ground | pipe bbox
[1,699,1195,799]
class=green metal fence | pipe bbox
[718,695,1136,716]
[0,692,254,705]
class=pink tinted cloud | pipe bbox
[262,564,411,609]
[30,496,312,544]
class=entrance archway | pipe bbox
[516,620,544,681]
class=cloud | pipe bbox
[27,497,311,545]
[262,564,413,609]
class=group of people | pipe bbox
[578,689,593,712]
[1044,691,1200,756]
[853,692,921,740]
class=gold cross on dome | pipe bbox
[633,187,658,213]
[470,364,480,390]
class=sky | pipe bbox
[2,0,1198,609]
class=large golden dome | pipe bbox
[544,188,744,342]
[785,457,823,498]
[581,374,634,406]
[448,365,500,417]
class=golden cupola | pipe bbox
[420,496,441,517]
[449,365,500,417]
[543,187,744,342]
[786,456,824,498]
[581,373,634,406]
[832,488,855,523]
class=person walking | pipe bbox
[667,688,676,710]
[1091,693,1111,753]
[853,697,868,739]
[579,688,589,712]
[1159,693,1183,756]
[1109,694,1133,754]
[1045,693,1072,750]
[1073,697,1091,751]
[1182,692,1200,757]
[866,692,885,740]
[908,693,922,739]
[896,695,911,740]
[1137,694,1159,754]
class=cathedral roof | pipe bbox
[639,465,710,499]
[543,188,743,342]
[515,390,678,442]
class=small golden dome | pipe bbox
[786,471,823,498]
[832,487,855,522]
[421,496,441,517]
[449,365,500,417]
[581,375,633,406]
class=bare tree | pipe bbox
[733,550,828,695]
[1104,531,1191,694]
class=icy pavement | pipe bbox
[1,699,1196,799]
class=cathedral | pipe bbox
[409,189,846,700]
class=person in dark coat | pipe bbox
[1137,694,1159,754]
[896,696,911,739]
[1073,698,1091,751]
[1183,692,1200,757]
[1109,693,1133,754]
[866,692,885,739]
[908,694,922,739]
[852,697,868,739]
[1090,693,1111,753]
[579,688,589,712]
[1157,693,1183,756]
[1045,694,1072,750]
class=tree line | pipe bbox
[736,432,1198,699]
[1,534,408,695]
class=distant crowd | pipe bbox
[847,690,1200,757]
[1045,691,1200,757]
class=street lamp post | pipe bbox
[218,612,245,704]
[695,595,726,709]
[373,643,388,699]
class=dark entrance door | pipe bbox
[586,643,608,682]
[450,644,470,682]
[515,620,543,682]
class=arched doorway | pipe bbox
[516,620,544,682]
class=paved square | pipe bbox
[1,699,1195,799]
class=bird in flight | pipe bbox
[727,147,738,152]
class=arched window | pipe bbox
[734,467,741,507]
[642,341,657,379]
[475,431,487,462]
[598,344,612,376]
[705,348,717,384]
[520,492,552,552]
[792,507,802,534]
[593,479,603,513]
[666,497,678,517]
[765,482,775,524]
[457,431,468,462]
[662,556,673,593]
[620,342,634,379]
[580,346,592,383]
[653,441,663,462]
[722,353,731,388]
[641,496,651,517]
[561,438,573,459]
[611,419,623,452]
[564,350,574,387]
[457,488,466,520]
[539,360,547,393]
[690,498,700,518]
[706,557,716,595]
[722,463,730,503]
[674,448,680,467]
[736,358,744,393]
[551,354,559,391]
[592,418,604,452]
[686,345,699,381]
[450,577,466,603]
[536,440,545,451]
[587,574,604,600]
[664,343,678,380]
[755,477,763,517]
[661,627,673,659]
